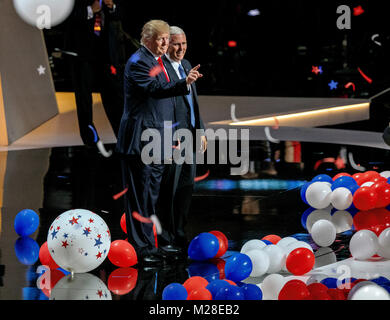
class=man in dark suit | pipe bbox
[116,20,203,265]
[158,26,207,252]
[65,0,127,155]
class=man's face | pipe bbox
[168,33,187,62]
[147,32,169,56]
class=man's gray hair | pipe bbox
[169,26,186,37]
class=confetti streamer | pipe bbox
[194,170,210,182]
[357,67,373,84]
[113,188,128,201]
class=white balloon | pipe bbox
[50,273,112,300]
[47,209,111,273]
[330,187,353,210]
[276,237,297,249]
[305,182,332,209]
[349,230,379,261]
[380,171,390,179]
[306,209,332,233]
[241,240,266,254]
[331,210,354,234]
[377,228,390,259]
[348,281,390,300]
[260,274,286,300]
[284,241,313,255]
[262,245,285,273]
[311,220,336,247]
[245,249,270,278]
[13,0,75,28]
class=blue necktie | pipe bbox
[178,64,196,128]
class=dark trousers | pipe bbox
[158,153,196,246]
[70,57,123,146]
[120,156,165,255]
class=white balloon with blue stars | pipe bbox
[47,209,111,273]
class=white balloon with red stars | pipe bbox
[47,209,111,273]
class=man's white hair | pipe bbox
[169,26,186,37]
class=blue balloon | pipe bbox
[215,285,244,300]
[312,174,333,184]
[371,277,390,286]
[14,209,39,237]
[225,253,252,283]
[300,182,311,205]
[331,176,358,191]
[162,283,188,300]
[261,240,272,245]
[188,233,219,261]
[14,237,39,265]
[301,207,315,230]
[188,262,220,282]
[206,280,231,299]
[320,277,338,288]
[241,283,263,300]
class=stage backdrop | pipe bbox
[0,0,58,146]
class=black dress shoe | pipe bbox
[160,244,183,255]
[140,253,165,266]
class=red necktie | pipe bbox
[157,57,170,82]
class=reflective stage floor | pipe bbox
[1,140,390,301]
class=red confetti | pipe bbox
[195,170,210,182]
[113,188,128,201]
[353,5,364,16]
[357,67,373,84]
[149,65,163,77]
[345,82,356,91]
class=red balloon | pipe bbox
[108,240,138,268]
[371,176,388,185]
[327,288,346,300]
[375,183,390,208]
[262,234,282,244]
[108,268,138,296]
[209,230,228,258]
[187,287,212,300]
[183,276,209,294]
[352,173,365,185]
[120,213,127,234]
[333,173,352,181]
[307,283,332,300]
[278,280,311,300]
[210,258,226,279]
[286,248,315,276]
[353,187,378,211]
[224,279,237,286]
[39,242,59,270]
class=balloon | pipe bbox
[206,280,231,299]
[14,209,39,237]
[307,283,331,300]
[305,182,332,209]
[47,209,111,273]
[320,277,338,289]
[353,187,378,211]
[224,253,253,282]
[245,250,269,277]
[107,268,138,296]
[331,176,358,191]
[50,273,112,300]
[187,287,212,300]
[312,174,333,184]
[37,269,65,298]
[283,240,313,256]
[278,279,310,300]
[306,209,332,233]
[300,182,311,205]
[210,258,226,279]
[310,220,336,247]
[333,173,352,181]
[327,288,346,300]
[285,248,315,276]
[380,171,390,179]
[330,187,353,210]
[261,235,281,244]
[14,237,39,265]
[353,208,387,235]
[188,233,219,261]
[120,213,127,234]
[301,207,315,230]
[209,230,228,258]
[349,230,379,260]
[108,240,137,268]
[262,245,285,273]
[215,285,244,300]
[331,210,353,233]
[240,239,266,254]
[348,281,390,300]
[261,274,285,300]
[241,283,263,300]
[377,228,390,259]
[374,183,390,208]
[183,276,209,294]
[276,237,298,249]
[39,241,59,269]
[162,283,188,300]
[12,0,75,28]
[261,240,272,245]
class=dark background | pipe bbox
[44,0,390,99]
